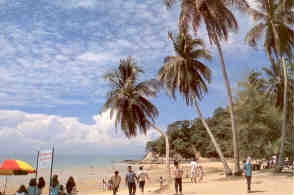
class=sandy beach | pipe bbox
[1,158,293,195]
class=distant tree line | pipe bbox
[146,66,293,161]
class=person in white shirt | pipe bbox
[137,166,149,194]
[190,158,198,183]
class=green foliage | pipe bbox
[146,68,292,160]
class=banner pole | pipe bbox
[48,147,54,195]
[34,151,39,195]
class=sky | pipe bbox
[0,0,270,155]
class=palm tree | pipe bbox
[158,32,232,176]
[164,0,248,174]
[245,0,293,171]
[101,57,171,181]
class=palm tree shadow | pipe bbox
[249,190,266,193]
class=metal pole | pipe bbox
[48,147,54,195]
[34,151,40,195]
[3,176,7,195]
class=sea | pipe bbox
[0,153,143,169]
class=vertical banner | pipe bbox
[38,150,53,169]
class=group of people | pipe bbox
[16,177,45,195]
[103,165,149,195]
[15,175,78,195]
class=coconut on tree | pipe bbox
[101,56,172,183]
[158,32,232,176]
[245,0,293,171]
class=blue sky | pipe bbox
[0,0,269,154]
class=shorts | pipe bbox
[139,181,145,188]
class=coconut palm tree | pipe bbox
[101,57,171,179]
[158,32,232,176]
[164,0,249,174]
[245,0,293,171]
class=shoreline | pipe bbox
[1,158,293,195]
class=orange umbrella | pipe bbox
[0,159,35,175]
[0,159,35,194]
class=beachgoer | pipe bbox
[190,158,197,183]
[66,176,78,195]
[108,179,113,191]
[27,178,39,195]
[16,185,28,195]
[243,156,253,193]
[197,164,204,182]
[37,177,46,194]
[174,161,183,195]
[49,175,60,195]
[125,165,137,195]
[159,176,163,189]
[58,185,66,195]
[137,166,149,194]
[111,170,121,195]
[102,177,107,191]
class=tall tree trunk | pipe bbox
[194,99,232,176]
[215,40,241,175]
[151,124,172,189]
[276,57,288,172]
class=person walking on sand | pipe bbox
[174,161,183,195]
[111,171,121,195]
[190,158,197,183]
[243,156,253,193]
[137,166,149,194]
[125,166,137,195]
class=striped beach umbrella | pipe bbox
[0,159,35,175]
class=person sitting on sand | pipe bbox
[243,156,253,193]
[49,175,60,195]
[58,185,66,195]
[111,170,121,195]
[27,178,39,195]
[125,165,137,195]
[137,166,149,194]
[37,177,46,194]
[16,185,28,195]
[66,176,78,195]
[173,161,183,195]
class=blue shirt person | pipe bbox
[243,157,253,193]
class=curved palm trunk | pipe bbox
[194,100,232,176]
[151,124,172,190]
[276,57,288,172]
[215,40,241,175]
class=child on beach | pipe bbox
[173,161,183,195]
[111,170,121,195]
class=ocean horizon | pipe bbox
[0,153,143,169]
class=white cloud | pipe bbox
[0,109,159,154]
[77,52,117,64]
